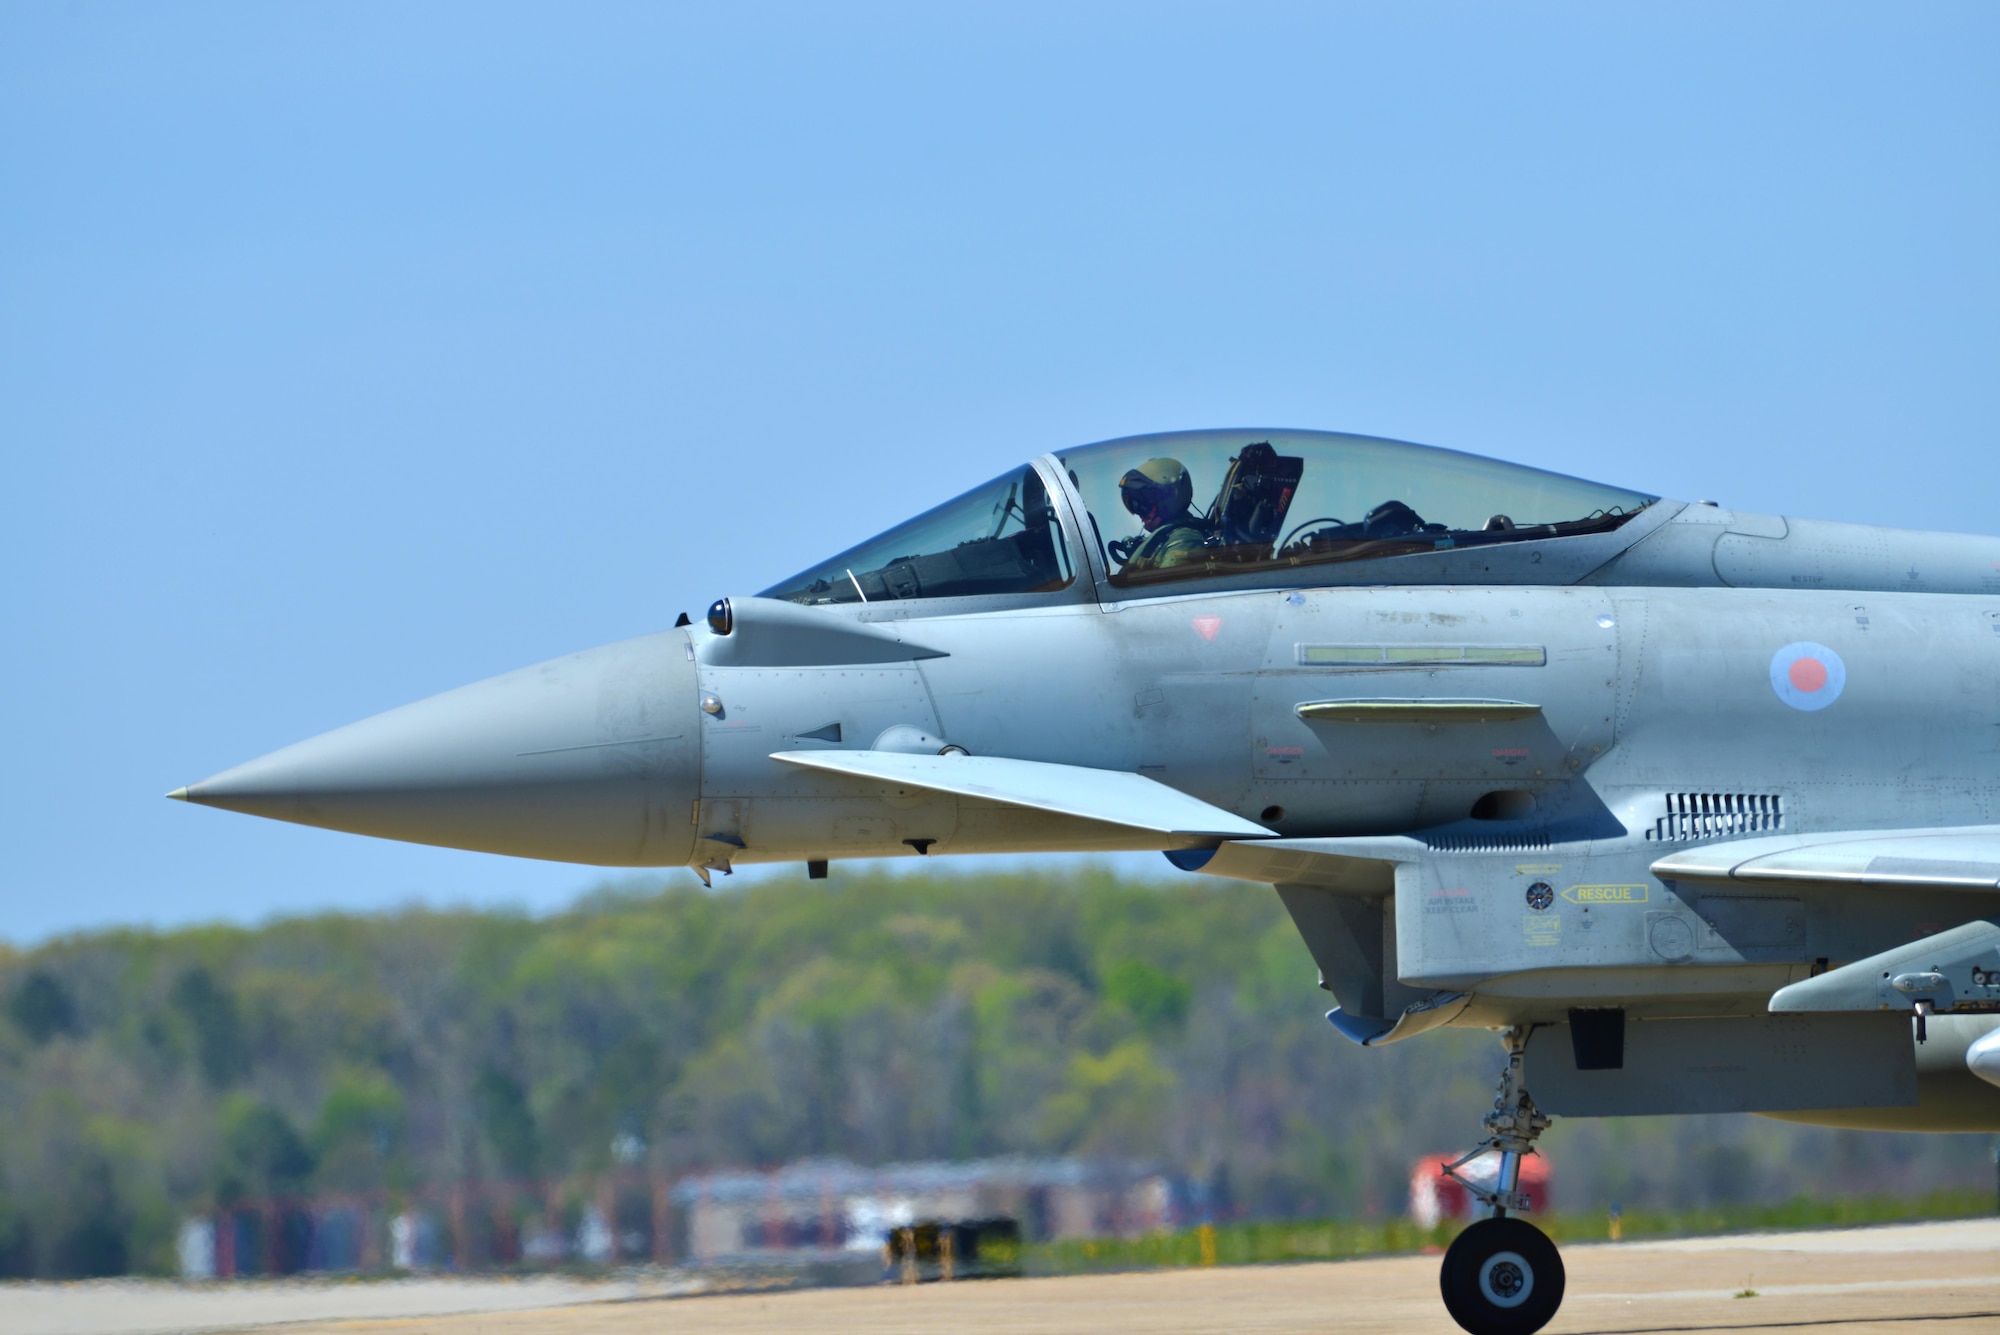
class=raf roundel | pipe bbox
[1769,641,1846,712]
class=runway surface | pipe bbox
[6,1218,1997,1335]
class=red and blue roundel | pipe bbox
[1770,642,1845,711]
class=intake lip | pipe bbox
[173,630,702,867]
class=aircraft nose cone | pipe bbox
[175,631,701,866]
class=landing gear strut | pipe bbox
[1437,1027,1565,1335]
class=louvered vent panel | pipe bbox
[1645,793,1785,842]
[1425,830,1555,853]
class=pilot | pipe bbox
[1117,458,1207,571]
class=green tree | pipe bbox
[1101,958,1192,1033]
[1039,1039,1179,1155]
[313,1070,404,1190]
[7,970,78,1044]
[170,967,249,1087]
[472,1067,538,1177]
[219,1095,313,1198]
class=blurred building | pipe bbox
[1408,1150,1552,1228]
[175,1156,1176,1277]
[673,1156,1175,1262]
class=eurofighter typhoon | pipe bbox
[174,429,2000,1334]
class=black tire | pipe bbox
[1438,1217,1566,1335]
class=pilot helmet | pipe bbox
[1118,457,1193,519]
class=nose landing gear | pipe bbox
[1437,1027,1565,1335]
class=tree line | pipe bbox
[0,864,1987,1277]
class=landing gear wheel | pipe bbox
[1439,1217,1565,1335]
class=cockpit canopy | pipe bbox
[761,463,1076,606]
[762,429,1656,606]
[1066,430,1655,590]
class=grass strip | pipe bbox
[1027,1188,1995,1275]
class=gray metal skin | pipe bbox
[177,438,2000,1139]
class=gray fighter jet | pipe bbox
[173,429,2000,1334]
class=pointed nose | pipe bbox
[176,631,701,866]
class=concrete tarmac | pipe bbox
[5,1218,1997,1335]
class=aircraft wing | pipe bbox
[1192,835,1424,892]
[769,751,1275,839]
[1652,826,2000,892]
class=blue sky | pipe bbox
[3,3,1995,943]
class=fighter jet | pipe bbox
[172,428,2000,1335]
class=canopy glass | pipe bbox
[762,430,1657,605]
[1059,429,1655,591]
[761,463,1075,606]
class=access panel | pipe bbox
[1528,1013,1915,1116]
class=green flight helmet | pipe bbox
[1118,457,1194,519]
